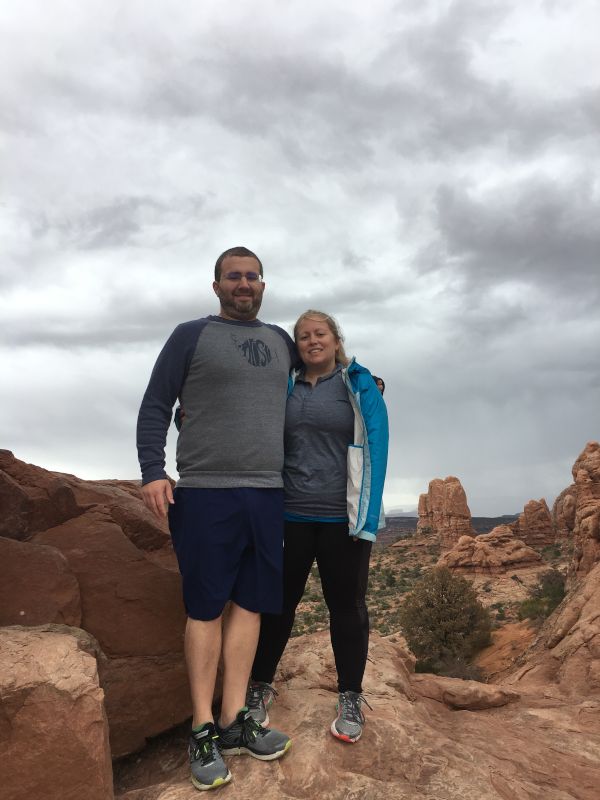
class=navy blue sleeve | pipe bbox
[136,319,207,485]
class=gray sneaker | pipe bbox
[246,681,277,726]
[217,708,292,761]
[189,723,231,791]
[330,691,372,743]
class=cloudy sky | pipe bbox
[1,0,599,515]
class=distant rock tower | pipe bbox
[568,441,600,578]
[552,485,577,538]
[510,498,554,548]
[417,476,474,550]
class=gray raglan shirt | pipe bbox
[137,315,295,488]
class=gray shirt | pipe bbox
[283,365,354,517]
[137,316,295,488]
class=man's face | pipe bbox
[213,256,265,321]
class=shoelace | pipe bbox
[247,682,277,710]
[241,713,268,744]
[339,692,372,724]
[191,732,219,765]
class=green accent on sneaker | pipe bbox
[189,722,231,790]
[217,708,291,761]
[193,721,214,733]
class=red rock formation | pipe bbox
[0,449,171,552]
[0,450,84,540]
[417,475,473,549]
[504,560,600,701]
[510,498,554,548]
[0,451,188,757]
[0,537,81,627]
[570,442,600,578]
[115,622,600,800]
[553,484,577,537]
[437,525,542,574]
[0,625,114,800]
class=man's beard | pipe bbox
[218,289,263,321]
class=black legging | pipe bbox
[251,520,372,693]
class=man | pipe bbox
[137,246,293,791]
[372,376,385,395]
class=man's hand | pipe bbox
[142,479,174,519]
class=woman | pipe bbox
[247,310,388,743]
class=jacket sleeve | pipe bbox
[136,322,199,485]
[360,376,389,534]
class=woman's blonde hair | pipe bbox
[293,310,350,366]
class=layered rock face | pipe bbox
[0,625,114,800]
[510,498,554,548]
[0,536,81,627]
[0,451,189,757]
[505,560,600,701]
[417,476,473,549]
[553,484,577,537]
[569,442,600,577]
[437,525,542,574]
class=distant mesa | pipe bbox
[385,507,418,517]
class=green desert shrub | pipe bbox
[398,566,492,676]
[518,569,566,621]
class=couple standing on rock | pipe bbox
[137,246,389,791]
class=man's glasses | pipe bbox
[222,271,263,283]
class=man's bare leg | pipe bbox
[219,602,260,727]
[185,615,222,727]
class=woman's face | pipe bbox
[296,317,339,372]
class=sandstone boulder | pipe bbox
[0,625,114,800]
[0,450,171,552]
[437,525,542,574]
[510,498,554,548]
[410,673,519,709]
[0,536,81,627]
[34,506,189,756]
[417,475,473,549]
[0,450,85,540]
[1,452,189,757]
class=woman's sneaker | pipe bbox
[216,708,292,760]
[246,681,277,726]
[330,691,372,743]
[189,723,231,791]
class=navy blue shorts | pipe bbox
[168,487,284,621]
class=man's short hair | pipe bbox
[214,247,263,280]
